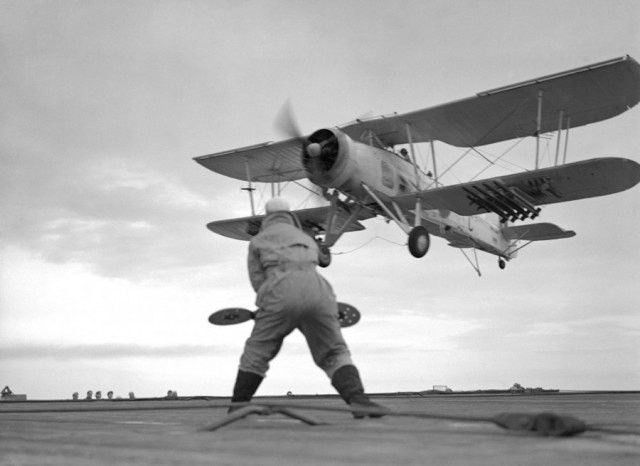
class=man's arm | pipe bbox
[247,242,266,292]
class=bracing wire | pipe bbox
[469,138,527,181]
[294,190,318,210]
[332,235,406,255]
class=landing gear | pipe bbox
[498,258,506,270]
[408,226,430,258]
[317,240,332,268]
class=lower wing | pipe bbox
[206,205,372,241]
[393,157,640,222]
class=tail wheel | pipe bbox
[408,226,430,258]
[498,258,506,269]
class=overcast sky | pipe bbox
[1,0,639,400]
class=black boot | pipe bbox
[331,365,387,419]
[229,370,263,413]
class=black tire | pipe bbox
[318,243,332,268]
[408,226,430,258]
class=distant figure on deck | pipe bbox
[228,197,386,418]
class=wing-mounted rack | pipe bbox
[462,179,542,223]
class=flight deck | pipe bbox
[2,392,639,465]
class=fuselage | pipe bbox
[419,209,517,259]
[302,128,518,260]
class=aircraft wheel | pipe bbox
[498,258,506,270]
[408,226,430,258]
[318,242,332,268]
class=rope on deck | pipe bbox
[200,402,589,437]
[2,398,638,438]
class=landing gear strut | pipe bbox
[408,226,430,258]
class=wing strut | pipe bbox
[563,117,571,165]
[535,90,543,170]
[429,140,438,185]
[242,158,256,216]
[405,123,421,191]
[554,110,564,166]
[536,92,573,169]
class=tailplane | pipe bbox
[502,223,576,242]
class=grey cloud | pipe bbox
[0,165,227,279]
[0,3,248,281]
[0,343,231,360]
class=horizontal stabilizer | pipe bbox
[502,223,576,241]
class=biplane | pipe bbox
[195,55,640,273]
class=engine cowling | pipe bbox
[302,127,419,200]
[302,128,355,190]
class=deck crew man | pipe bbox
[229,197,386,418]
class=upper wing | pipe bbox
[339,56,640,147]
[392,158,640,222]
[194,138,306,182]
[195,57,639,181]
[206,205,374,241]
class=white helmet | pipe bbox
[265,197,290,214]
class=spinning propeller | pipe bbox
[274,100,306,142]
[274,101,336,162]
[273,101,337,203]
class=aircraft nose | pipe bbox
[307,143,321,157]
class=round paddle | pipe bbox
[209,302,360,328]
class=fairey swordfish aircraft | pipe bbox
[195,56,640,274]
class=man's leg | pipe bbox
[298,298,387,419]
[298,303,353,377]
[230,306,293,412]
[330,365,388,419]
[229,369,264,413]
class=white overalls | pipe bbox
[239,211,353,378]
